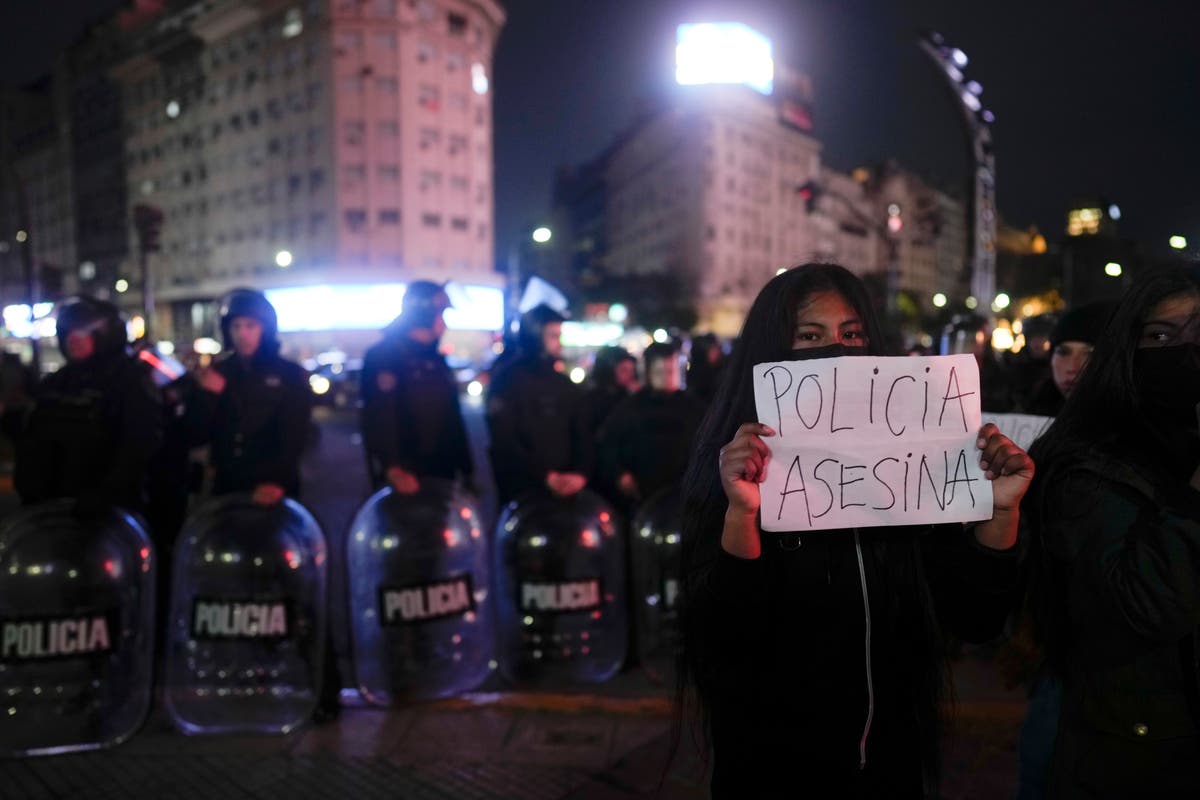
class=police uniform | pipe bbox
[360,281,472,490]
[196,289,312,498]
[15,297,162,513]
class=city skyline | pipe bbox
[1,0,1197,272]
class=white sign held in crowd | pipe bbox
[752,354,994,532]
[980,413,1053,452]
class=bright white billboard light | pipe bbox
[675,23,773,95]
[265,283,504,333]
[2,302,55,338]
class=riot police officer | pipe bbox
[486,304,591,506]
[360,280,473,494]
[193,288,312,503]
[15,296,162,515]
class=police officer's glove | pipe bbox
[72,490,111,522]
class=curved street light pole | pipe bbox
[918,32,997,309]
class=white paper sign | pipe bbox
[752,354,994,532]
[980,413,1053,452]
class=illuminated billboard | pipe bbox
[264,283,504,333]
[675,23,773,95]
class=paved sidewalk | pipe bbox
[1,656,1024,800]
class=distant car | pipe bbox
[309,358,362,409]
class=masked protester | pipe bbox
[192,288,312,504]
[360,280,473,495]
[1018,268,1200,797]
[687,332,727,408]
[15,297,162,516]
[678,263,1034,797]
[486,303,591,507]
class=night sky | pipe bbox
[5,1,1198,267]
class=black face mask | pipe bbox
[788,343,864,361]
[1134,343,1200,430]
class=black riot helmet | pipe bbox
[55,296,127,360]
[218,288,279,354]
[398,280,452,331]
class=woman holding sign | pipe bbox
[1021,267,1200,797]
[678,263,1034,797]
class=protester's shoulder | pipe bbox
[274,355,311,384]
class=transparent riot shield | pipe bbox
[494,490,626,685]
[164,495,327,735]
[630,486,683,682]
[347,481,491,705]
[0,502,155,756]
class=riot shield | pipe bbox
[164,495,327,735]
[630,486,683,682]
[0,502,155,756]
[347,481,491,705]
[494,490,626,685]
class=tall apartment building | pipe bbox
[604,85,832,335]
[0,79,76,306]
[109,0,503,339]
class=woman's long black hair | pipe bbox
[1021,266,1200,670]
[672,263,950,783]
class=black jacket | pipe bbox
[15,352,163,511]
[486,354,591,505]
[690,523,1019,796]
[1033,445,1200,798]
[596,388,706,501]
[195,351,312,497]
[360,332,472,488]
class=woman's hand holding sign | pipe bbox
[718,423,775,559]
[973,422,1034,551]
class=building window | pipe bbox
[418,84,440,110]
[448,92,467,111]
[450,175,469,192]
[377,120,399,137]
[421,213,441,228]
[341,75,364,93]
[446,52,464,71]
[377,164,400,181]
[344,208,368,232]
[337,31,363,53]
[343,119,365,146]
[309,169,325,192]
[447,12,467,35]
[378,209,400,225]
[419,128,441,150]
[448,134,467,155]
[310,212,327,236]
[419,170,442,190]
[372,0,397,17]
[373,32,396,51]
[417,1,436,23]
[450,216,469,231]
[377,77,398,94]
[417,41,437,63]
[341,164,367,182]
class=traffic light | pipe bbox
[796,181,821,213]
[133,204,164,253]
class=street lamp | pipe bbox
[1170,235,1188,250]
[932,292,947,308]
[275,249,294,268]
[531,227,552,244]
[993,292,1011,311]
[115,278,130,293]
[1104,262,1123,277]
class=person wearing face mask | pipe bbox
[1021,302,1115,417]
[15,297,163,516]
[485,303,591,507]
[678,263,1034,797]
[1019,267,1200,797]
[584,346,639,433]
